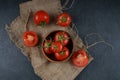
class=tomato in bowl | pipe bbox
[42,30,73,62]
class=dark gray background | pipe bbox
[0,0,120,80]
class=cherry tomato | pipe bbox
[34,10,50,26]
[51,41,63,53]
[55,47,69,61]
[72,49,88,67]
[22,31,39,47]
[54,31,69,46]
[43,40,53,54]
[57,13,71,27]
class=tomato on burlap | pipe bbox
[72,49,88,67]
[57,13,71,27]
[22,31,39,47]
[34,10,50,26]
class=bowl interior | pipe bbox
[42,30,73,62]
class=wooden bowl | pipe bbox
[42,30,74,62]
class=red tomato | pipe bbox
[55,47,69,61]
[51,41,63,53]
[72,49,88,67]
[57,13,71,27]
[22,31,39,47]
[54,31,69,46]
[43,40,53,54]
[34,10,50,26]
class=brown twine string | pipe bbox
[67,23,114,51]
[71,23,79,40]
[66,23,85,50]
[60,0,114,51]
[62,0,69,9]
[60,0,114,50]
[68,23,88,51]
[84,33,114,50]
[61,0,75,10]
[67,23,78,38]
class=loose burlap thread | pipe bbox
[5,0,93,80]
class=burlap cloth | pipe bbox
[5,0,93,80]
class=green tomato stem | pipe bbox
[60,51,65,55]
[40,21,46,26]
[61,17,67,23]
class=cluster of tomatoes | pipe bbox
[22,10,88,67]
[23,10,71,47]
[34,10,71,27]
[43,31,70,61]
